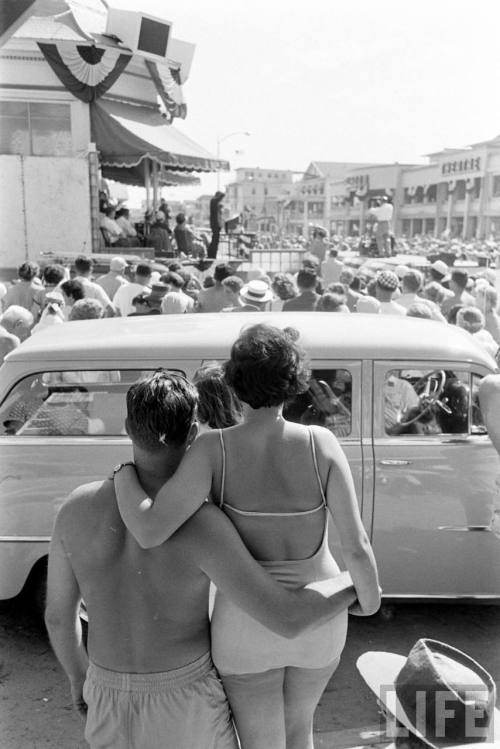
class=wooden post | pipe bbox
[144,159,151,213]
[88,145,100,253]
[152,160,159,211]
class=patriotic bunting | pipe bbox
[145,59,187,122]
[38,42,132,102]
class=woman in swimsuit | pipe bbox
[116,323,380,749]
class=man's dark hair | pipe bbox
[74,256,93,274]
[224,324,309,409]
[214,263,234,283]
[18,261,39,281]
[296,268,317,290]
[135,263,152,279]
[43,264,66,286]
[451,269,468,290]
[115,207,129,219]
[222,275,244,295]
[61,279,85,302]
[316,292,346,311]
[162,271,184,289]
[176,213,186,224]
[126,370,198,450]
[329,248,338,258]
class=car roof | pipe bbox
[4,313,497,369]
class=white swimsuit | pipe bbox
[210,428,349,675]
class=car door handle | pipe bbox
[437,526,491,532]
[379,459,412,466]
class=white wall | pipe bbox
[0,155,91,268]
[0,157,26,268]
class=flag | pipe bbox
[38,42,131,102]
[145,59,187,122]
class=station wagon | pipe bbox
[0,312,499,609]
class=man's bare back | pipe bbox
[56,479,212,672]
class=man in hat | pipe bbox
[357,639,499,749]
[429,261,454,298]
[96,257,129,300]
[128,283,168,316]
[128,292,160,317]
[233,279,273,311]
[375,271,406,315]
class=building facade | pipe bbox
[279,139,500,240]
[225,167,295,232]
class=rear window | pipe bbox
[0,369,185,436]
[283,368,352,438]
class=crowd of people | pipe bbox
[1,247,499,367]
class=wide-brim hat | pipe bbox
[145,282,168,303]
[239,279,273,304]
[357,639,500,749]
[431,260,450,279]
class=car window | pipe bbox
[283,368,352,438]
[384,369,470,436]
[0,368,185,437]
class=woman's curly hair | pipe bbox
[224,324,310,409]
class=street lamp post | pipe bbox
[216,130,250,191]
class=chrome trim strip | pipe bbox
[0,536,50,542]
[383,594,500,600]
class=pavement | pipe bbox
[0,597,498,748]
[311,601,500,748]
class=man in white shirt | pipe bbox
[96,257,129,300]
[115,208,138,241]
[321,248,344,285]
[113,263,152,316]
[161,272,195,314]
[371,197,393,256]
[375,271,406,315]
[100,207,126,246]
[73,256,115,317]
[398,270,445,322]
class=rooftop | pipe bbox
[2,313,496,373]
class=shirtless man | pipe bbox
[45,371,356,749]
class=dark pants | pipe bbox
[207,228,220,259]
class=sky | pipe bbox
[109,0,500,204]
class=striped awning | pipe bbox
[91,99,229,174]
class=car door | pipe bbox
[0,361,190,601]
[371,361,500,598]
[282,360,366,562]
